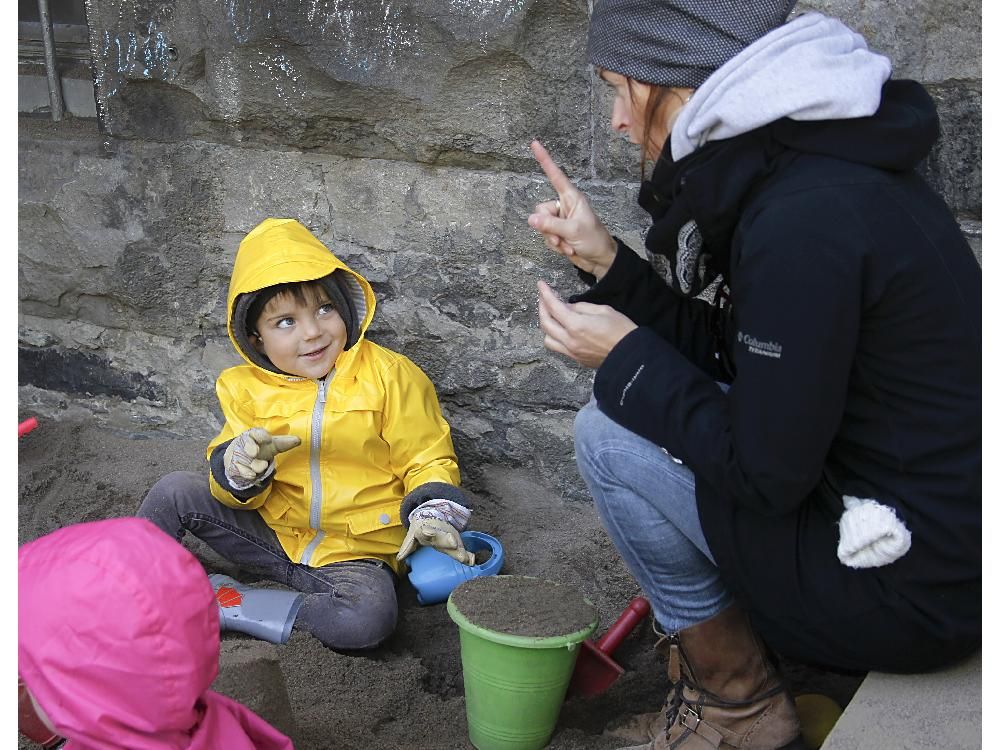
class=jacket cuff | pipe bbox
[399,482,471,529]
[593,326,654,410]
[210,440,272,501]
[569,238,639,304]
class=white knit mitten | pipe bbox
[836,495,911,569]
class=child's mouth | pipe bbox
[302,345,328,360]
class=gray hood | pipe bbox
[671,12,892,161]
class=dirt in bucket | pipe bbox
[473,547,493,566]
[451,575,597,638]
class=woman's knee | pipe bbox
[574,401,614,475]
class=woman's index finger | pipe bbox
[530,140,574,196]
[537,280,575,326]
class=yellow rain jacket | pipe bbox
[207,218,460,573]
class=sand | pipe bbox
[451,576,598,638]
[18,419,862,750]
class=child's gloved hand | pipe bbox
[397,517,475,566]
[224,427,301,487]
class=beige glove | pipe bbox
[223,427,301,488]
[396,517,475,566]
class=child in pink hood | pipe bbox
[18,517,294,750]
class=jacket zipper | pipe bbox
[300,372,331,565]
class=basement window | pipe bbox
[19,0,97,118]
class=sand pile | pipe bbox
[18,419,861,749]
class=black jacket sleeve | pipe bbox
[571,238,726,380]
[398,482,472,529]
[593,200,860,516]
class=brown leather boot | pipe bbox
[620,605,804,750]
[604,633,673,744]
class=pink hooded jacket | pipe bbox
[18,517,294,750]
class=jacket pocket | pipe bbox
[345,504,403,536]
[260,490,294,523]
[344,503,405,555]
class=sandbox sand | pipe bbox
[18,419,861,750]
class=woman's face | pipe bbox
[600,70,691,160]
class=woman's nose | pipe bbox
[611,98,630,133]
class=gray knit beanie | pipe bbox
[587,0,798,88]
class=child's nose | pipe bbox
[301,317,321,338]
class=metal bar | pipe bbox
[37,0,66,121]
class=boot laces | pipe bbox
[663,674,687,728]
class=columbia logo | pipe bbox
[738,331,782,359]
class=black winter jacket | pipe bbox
[575,80,981,672]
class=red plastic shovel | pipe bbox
[569,596,651,698]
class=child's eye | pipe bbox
[276,317,295,329]
[318,303,335,315]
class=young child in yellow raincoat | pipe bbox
[139,217,474,649]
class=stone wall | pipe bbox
[18,0,981,498]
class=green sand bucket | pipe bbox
[447,578,598,750]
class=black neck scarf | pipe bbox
[637,126,787,298]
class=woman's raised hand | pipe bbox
[528,140,617,279]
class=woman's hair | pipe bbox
[625,79,688,176]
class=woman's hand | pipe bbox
[537,280,637,369]
[528,140,617,279]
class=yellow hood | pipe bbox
[227,218,375,374]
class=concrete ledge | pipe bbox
[821,651,981,749]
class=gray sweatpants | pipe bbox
[138,471,398,650]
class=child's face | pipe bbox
[252,285,347,379]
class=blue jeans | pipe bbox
[138,471,398,650]
[574,400,733,632]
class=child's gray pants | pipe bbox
[138,470,398,651]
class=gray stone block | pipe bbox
[86,0,594,171]
[920,81,981,218]
[821,651,981,750]
[797,1,980,81]
[19,0,982,500]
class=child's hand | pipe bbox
[224,428,301,487]
[397,518,475,566]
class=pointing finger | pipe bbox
[530,140,576,198]
[272,435,301,454]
